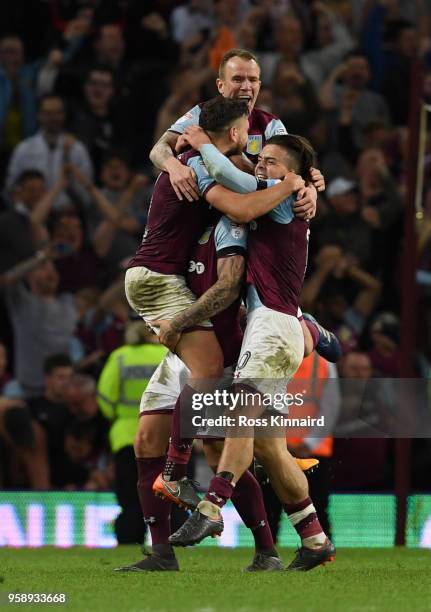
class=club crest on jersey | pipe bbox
[250,220,258,231]
[198,226,213,244]
[246,135,263,155]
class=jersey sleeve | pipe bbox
[264,118,287,139]
[186,154,217,197]
[169,104,201,135]
[200,144,258,193]
[259,178,295,224]
[214,216,248,258]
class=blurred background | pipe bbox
[0,0,430,548]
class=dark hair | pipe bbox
[44,353,73,375]
[219,48,260,78]
[101,149,131,168]
[85,64,115,83]
[199,97,249,134]
[38,94,65,112]
[51,210,82,228]
[65,420,97,442]
[265,134,317,182]
[15,169,45,186]
[345,48,369,62]
[384,19,414,43]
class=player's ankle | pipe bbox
[256,547,279,558]
[152,543,176,558]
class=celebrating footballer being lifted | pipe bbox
[120,95,339,573]
[163,103,337,570]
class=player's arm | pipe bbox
[154,255,245,351]
[185,134,316,219]
[205,176,304,223]
[149,130,200,202]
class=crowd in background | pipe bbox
[0,0,430,512]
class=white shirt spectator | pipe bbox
[6,132,93,209]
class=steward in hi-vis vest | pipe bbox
[98,322,167,453]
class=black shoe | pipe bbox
[169,500,224,546]
[302,313,342,363]
[153,474,201,510]
[287,539,336,571]
[244,553,284,572]
[114,552,179,572]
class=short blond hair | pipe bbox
[219,48,260,79]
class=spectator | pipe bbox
[320,50,390,149]
[57,23,127,99]
[312,177,374,268]
[368,312,401,377]
[73,158,148,282]
[271,58,320,136]
[0,166,73,275]
[302,1,355,89]
[71,65,127,178]
[0,170,46,272]
[6,95,93,209]
[301,243,381,353]
[334,350,389,489]
[0,30,89,176]
[74,280,127,376]
[27,353,73,487]
[63,420,113,490]
[1,251,78,397]
[154,68,211,142]
[97,320,167,543]
[50,211,100,293]
[0,35,38,154]
[170,1,214,44]
[0,393,50,489]
[63,374,110,489]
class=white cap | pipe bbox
[327,177,356,199]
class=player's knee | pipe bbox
[253,438,277,464]
[134,423,167,457]
[203,439,223,468]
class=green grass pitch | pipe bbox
[1,547,431,611]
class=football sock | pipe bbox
[136,457,172,547]
[204,473,235,509]
[163,384,195,481]
[283,497,326,549]
[305,320,320,351]
[232,470,277,555]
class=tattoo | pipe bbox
[149,131,179,171]
[170,255,245,332]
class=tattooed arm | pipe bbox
[149,130,199,202]
[153,254,245,351]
